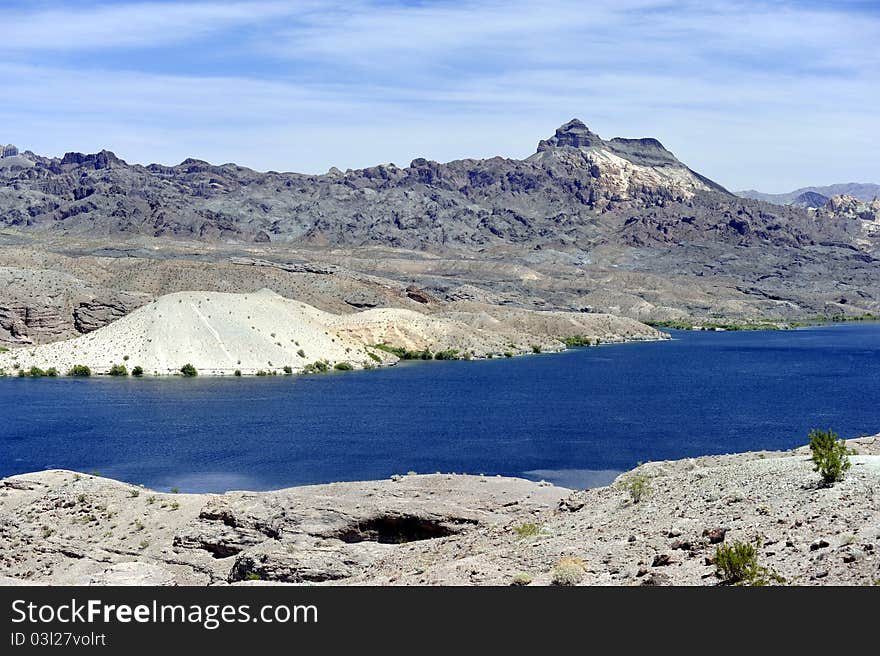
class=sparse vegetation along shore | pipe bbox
[646,312,880,332]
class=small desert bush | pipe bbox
[531,344,542,354]
[302,360,330,374]
[68,364,91,377]
[621,472,651,503]
[367,351,381,362]
[511,573,533,586]
[808,428,851,485]
[283,365,293,375]
[714,541,758,583]
[297,349,306,358]
[180,363,198,377]
[131,366,144,377]
[333,362,353,371]
[46,367,58,377]
[234,369,242,376]
[714,541,784,586]
[28,366,47,377]
[108,364,128,376]
[551,556,587,586]
[513,522,543,538]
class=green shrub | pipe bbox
[513,522,542,538]
[531,344,542,354]
[367,351,382,363]
[179,363,198,377]
[18,369,25,377]
[131,366,144,377]
[808,428,851,485]
[621,472,651,503]
[255,370,268,376]
[108,364,128,377]
[504,352,514,358]
[302,360,330,374]
[551,557,586,586]
[233,369,242,377]
[372,343,406,357]
[433,349,460,360]
[0,346,8,353]
[563,335,594,347]
[68,364,91,377]
[283,365,293,375]
[511,573,533,586]
[334,362,353,371]
[297,349,306,358]
[46,367,58,377]
[714,541,784,586]
[28,366,47,377]
[371,343,432,360]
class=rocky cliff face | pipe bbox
[820,195,880,249]
[0,268,150,346]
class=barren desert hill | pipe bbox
[0,289,665,376]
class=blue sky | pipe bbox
[1,1,878,191]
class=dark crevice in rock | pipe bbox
[331,514,476,544]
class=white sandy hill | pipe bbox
[0,289,666,376]
[0,289,377,376]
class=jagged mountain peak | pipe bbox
[529,119,727,197]
[537,118,605,152]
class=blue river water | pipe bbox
[2,324,879,492]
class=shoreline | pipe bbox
[2,435,877,586]
[645,313,880,332]
[0,330,668,378]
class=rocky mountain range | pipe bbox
[738,183,880,206]
[1,119,879,346]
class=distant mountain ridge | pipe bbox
[2,118,880,338]
[738,183,880,205]
[0,119,835,251]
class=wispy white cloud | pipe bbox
[0,0,878,191]
[0,1,301,51]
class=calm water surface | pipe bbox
[2,324,879,492]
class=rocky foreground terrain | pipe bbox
[1,436,877,586]
[2,119,880,348]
